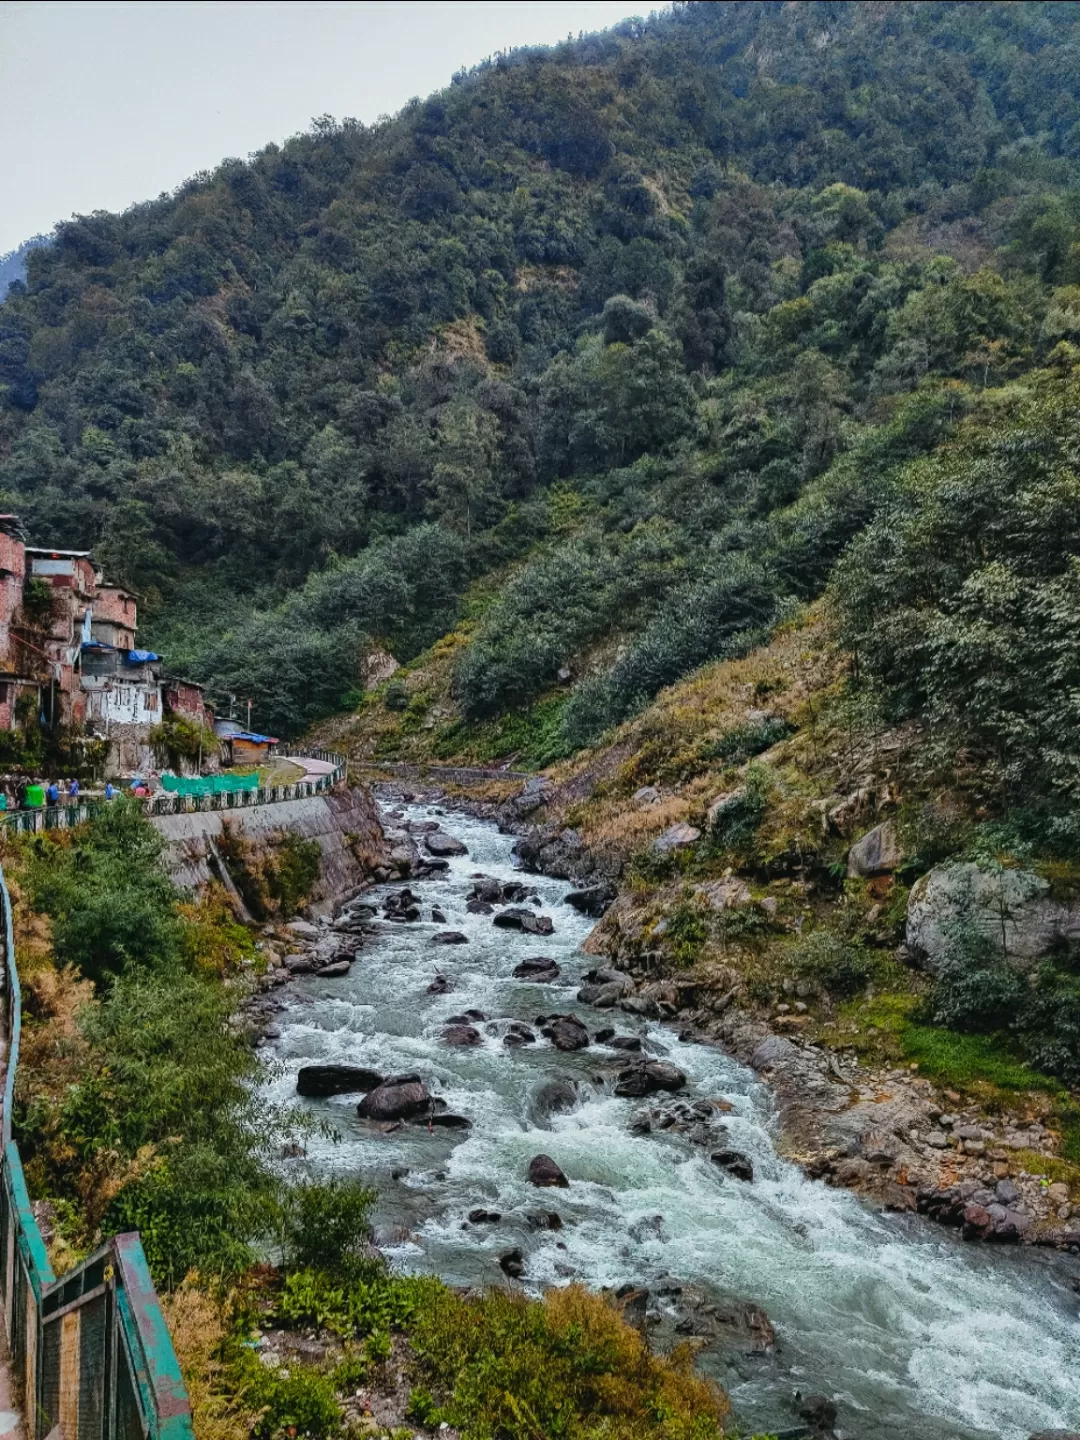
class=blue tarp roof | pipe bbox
[81,640,115,651]
[231,731,279,744]
[126,649,160,663]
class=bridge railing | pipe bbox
[1,750,348,836]
[0,858,195,1438]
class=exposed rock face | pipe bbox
[847,820,902,877]
[296,1064,383,1097]
[528,1153,569,1187]
[357,1075,432,1121]
[696,878,752,910]
[907,862,1080,970]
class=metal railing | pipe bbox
[0,853,198,1439]
[1,750,348,836]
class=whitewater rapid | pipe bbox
[265,803,1080,1439]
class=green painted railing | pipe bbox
[1,749,347,836]
[0,856,194,1439]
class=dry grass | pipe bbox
[161,1279,255,1440]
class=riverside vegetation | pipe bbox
[5,1,1080,1435]
[5,804,734,1440]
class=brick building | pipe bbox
[0,518,212,775]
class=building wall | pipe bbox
[83,678,161,726]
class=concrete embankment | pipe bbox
[151,784,386,914]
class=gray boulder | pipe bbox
[907,862,1080,970]
[847,820,902,877]
[358,1075,432,1121]
[425,831,468,857]
[653,823,701,854]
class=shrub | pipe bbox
[280,1178,377,1274]
[708,761,772,861]
[787,930,879,997]
[408,1282,729,1440]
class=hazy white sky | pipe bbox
[0,0,646,254]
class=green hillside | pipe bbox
[2,0,1080,827]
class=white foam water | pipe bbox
[265,804,1080,1439]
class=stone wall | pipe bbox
[151,783,387,915]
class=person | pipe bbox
[45,780,59,805]
[104,782,115,800]
[69,777,79,801]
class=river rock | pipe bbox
[578,980,631,1008]
[425,831,467,857]
[499,1247,525,1278]
[493,906,534,930]
[521,913,555,936]
[431,908,446,923]
[613,1061,687,1097]
[907,862,1080,970]
[526,1209,563,1230]
[427,974,453,994]
[358,1076,432,1121]
[653,823,701,854]
[530,1078,580,1121]
[564,884,615,917]
[470,877,503,903]
[284,955,314,974]
[528,1154,569,1187]
[296,1064,383,1097]
[427,1113,472,1129]
[711,1149,754,1182]
[468,1208,501,1223]
[607,1034,643,1052]
[543,1015,590,1051]
[443,1024,483,1047]
[432,931,469,945]
[287,920,321,940]
[513,957,561,981]
[316,960,351,978]
[503,1023,537,1048]
[847,820,902,877]
[798,1393,839,1435]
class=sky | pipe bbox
[0,0,646,255]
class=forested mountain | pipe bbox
[2,0,1080,827]
[0,238,52,303]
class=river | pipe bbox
[265,802,1080,1440]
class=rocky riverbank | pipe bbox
[340,774,1080,1255]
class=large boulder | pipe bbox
[492,907,535,930]
[847,820,902,878]
[425,831,468,857]
[906,862,1080,970]
[296,1064,383,1097]
[357,1075,432,1121]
